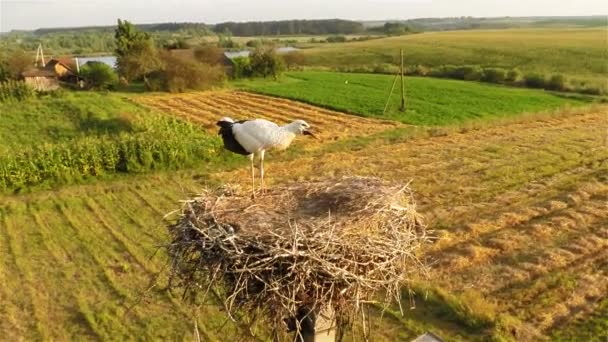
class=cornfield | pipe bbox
[0,108,226,191]
[0,80,35,103]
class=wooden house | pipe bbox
[45,58,77,78]
[22,69,60,91]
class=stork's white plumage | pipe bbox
[217,117,317,197]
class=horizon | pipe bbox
[1,0,606,32]
[2,14,607,33]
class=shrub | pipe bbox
[462,66,483,81]
[506,68,521,82]
[80,62,118,90]
[153,51,225,92]
[481,68,507,83]
[409,65,430,76]
[429,65,457,78]
[546,74,567,91]
[283,52,306,70]
[372,63,399,74]
[246,40,262,48]
[326,35,347,43]
[193,46,225,66]
[524,73,546,88]
[163,39,190,50]
[231,57,253,79]
[0,80,35,102]
[250,47,285,79]
[5,50,34,80]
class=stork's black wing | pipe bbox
[217,120,251,155]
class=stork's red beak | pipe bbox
[303,129,319,140]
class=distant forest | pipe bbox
[26,19,365,36]
[214,19,364,36]
[1,16,604,55]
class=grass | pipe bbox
[299,28,608,90]
[234,71,590,125]
[1,105,605,340]
[0,92,240,192]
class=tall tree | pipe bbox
[114,19,150,57]
[114,19,161,88]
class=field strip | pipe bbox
[136,90,401,142]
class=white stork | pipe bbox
[217,117,317,197]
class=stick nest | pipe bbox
[167,176,429,337]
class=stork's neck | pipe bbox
[281,121,302,134]
[265,123,298,151]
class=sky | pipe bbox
[1,0,607,31]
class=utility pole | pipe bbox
[35,43,46,68]
[400,49,406,112]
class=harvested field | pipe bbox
[0,104,606,340]
[136,90,401,144]
[211,106,608,339]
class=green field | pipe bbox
[0,92,235,192]
[300,28,607,90]
[235,71,590,125]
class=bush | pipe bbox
[164,39,190,50]
[250,47,285,79]
[481,68,507,83]
[408,65,430,76]
[462,66,483,81]
[506,68,520,82]
[524,73,546,88]
[153,51,225,92]
[194,46,225,65]
[231,57,253,79]
[80,62,118,90]
[246,40,262,48]
[546,74,567,91]
[326,35,347,43]
[5,50,34,80]
[283,52,306,70]
[0,80,35,102]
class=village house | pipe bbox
[21,57,81,91]
[22,68,60,91]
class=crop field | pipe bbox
[0,93,230,192]
[1,97,605,340]
[210,105,608,340]
[300,28,608,90]
[235,71,591,125]
[136,90,401,141]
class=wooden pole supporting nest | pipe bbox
[166,177,429,341]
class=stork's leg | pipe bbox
[249,154,255,198]
[259,150,265,194]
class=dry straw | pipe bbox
[167,176,429,340]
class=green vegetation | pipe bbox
[300,28,608,92]
[0,92,232,192]
[80,63,118,90]
[0,80,35,102]
[236,71,589,125]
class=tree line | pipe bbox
[213,19,364,36]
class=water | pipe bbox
[75,47,299,66]
[224,46,300,59]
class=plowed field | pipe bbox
[136,91,401,142]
